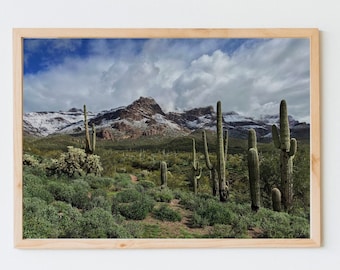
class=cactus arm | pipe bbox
[224,129,228,163]
[273,100,297,211]
[271,188,282,212]
[202,130,213,170]
[289,138,297,157]
[192,138,202,194]
[272,125,281,149]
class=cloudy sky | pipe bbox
[23,37,310,122]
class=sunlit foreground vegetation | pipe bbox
[23,129,310,239]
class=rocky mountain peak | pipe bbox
[120,96,165,121]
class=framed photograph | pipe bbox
[13,28,321,248]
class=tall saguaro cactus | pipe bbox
[84,104,96,154]
[202,101,229,202]
[247,129,260,211]
[192,138,202,195]
[160,161,168,188]
[272,100,297,211]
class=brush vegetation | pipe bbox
[23,129,310,239]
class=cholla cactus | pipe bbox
[272,100,298,211]
[202,101,229,201]
[52,146,103,178]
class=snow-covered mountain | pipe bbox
[23,97,310,141]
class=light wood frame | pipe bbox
[13,28,321,249]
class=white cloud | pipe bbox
[24,38,310,122]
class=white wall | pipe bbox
[1,0,339,269]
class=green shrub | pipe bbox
[70,179,91,210]
[123,221,145,238]
[191,198,235,227]
[249,208,310,238]
[23,173,54,203]
[137,180,156,190]
[88,195,112,212]
[47,181,75,203]
[111,173,135,191]
[153,204,182,222]
[112,189,155,220]
[84,175,115,189]
[208,224,233,238]
[51,201,82,238]
[191,212,210,228]
[81,207,131,238]
[23,197,59,238]
[114,188,142,203]
[149,187,174,202]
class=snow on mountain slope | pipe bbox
[23,97,309,141]
[23,109,95,136]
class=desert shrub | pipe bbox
[23,197,59,238]
[88,195,112,212]
[191,198,235,227]
[149,187,174,202]
[175,190,198,211]
[249,208,310,238]
[114,188,142,203]
[51,201,82,238]
[84,175,115,189]
[191,212,210,228]
[70,179,91,210]
[81,207,131,238]
[123,221,145,238]
[111,173,135,191]
[112,189,155,220]
[153,204,182,222]
[23,173,54,203]
[50,146,103,178]
[208,224,233,238]
[137,180,156,190]
[116,199,154,220]
[47,181,75,203]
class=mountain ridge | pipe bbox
[23,96,310,141]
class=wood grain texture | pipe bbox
[13,28,321,249]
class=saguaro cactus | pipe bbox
[247,129,260,211]
[271,187,282,212]
[202,101,229,202]
[248,128,257,150]
[160,161,168,188]
[192,138,202,195]
[84,104,96,154]
[272,100,297,211]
